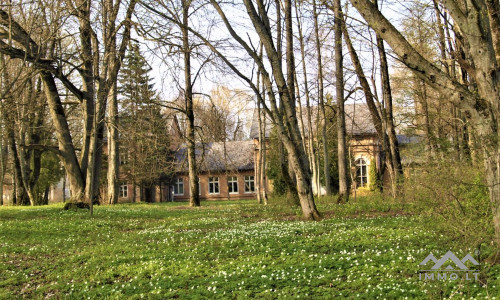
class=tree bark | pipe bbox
[350,0,500,244]
[182,0,200,207]
[334,0,349,202]
[312,0,331,196]
[342,20,387,189]
[260,108,268,205]
[75,0,95,179]
[8,129,29,205]
[376,33,403,190]
[244,0,320,218]
[40,72,85,199]
[107,81,119,204]
[0,122,4,206]
[295,1,319,195]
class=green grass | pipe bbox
[0,199,498,299]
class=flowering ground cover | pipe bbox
[0,199,498,299]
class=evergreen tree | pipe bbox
[118,43,172,202]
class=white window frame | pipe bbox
[227,176,239,194]
[174,178,184,195]
[244,175,255,193]
[208,177,220,194]
[119,184,128,198]
[356,158,368,187]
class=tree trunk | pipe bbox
[312,0,331,196]
[284,0,319,216]
[40,72,85,199]
[107,81,119,204]
[206,0,320,218]
[256,91,263,204]
[350,0,500,244]
[0,132,4,206]
[182,0,200,207]
[8,129,29,205]
[260,110,268,205]
[418,79,436,158]
[76,0,95,179]
[42,186,49,205]
[334,0,349,202]
[485,152,500,246]
[376,34,403,191]
[342,22,388,188]
[295,1,319,195]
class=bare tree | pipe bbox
[312,0,331,196]
[334,0,349,202]
[0,0,136,211]
[349,0,500,244]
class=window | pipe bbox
[119,152,128,165]
[227,176,238,194]
[209,177,219,194]
[244,176,255,193]
[356,158,368,187]
[119,184,128,198]
[174,178,184,195]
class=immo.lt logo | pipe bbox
[418,250,479,281]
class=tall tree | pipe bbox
[334,0,349,202]
[376,26,403,194]
[0,0,136,210]
[349,0,500,244]
[294,1,320,195]
[119,43,171,202]
[312,0,331,196]
[181,0,200,207]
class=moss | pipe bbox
[369,161,381,191]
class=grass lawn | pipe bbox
[0,199,498,299]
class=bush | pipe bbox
[401,158,492,250]
[368,161,381,191]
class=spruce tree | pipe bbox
[118,43,171,202]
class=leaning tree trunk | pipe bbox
[40,72,85,199]
[342,21,389,191]
[349,0,500,245]
[284,0,320,218]
[203,0,321,219]
[376,33,402,193]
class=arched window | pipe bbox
[356,158,368,187]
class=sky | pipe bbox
[136,0,425,119]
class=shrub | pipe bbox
[402,158,492,250]
[368,161,381,191]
